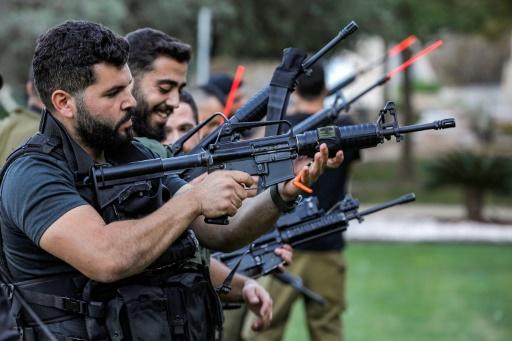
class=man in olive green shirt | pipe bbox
[0,72,44,166]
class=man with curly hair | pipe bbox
[0,21,341,340]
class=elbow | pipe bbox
[81,257,130,283]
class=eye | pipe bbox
[105,89,121,98]
[179,124,193,133]
[207,121,219,128]
[159,86,172,94]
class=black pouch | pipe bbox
[106,285,171,341]
[101,269,223,341]
[164,271,212,340]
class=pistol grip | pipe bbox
[204,215,230,225]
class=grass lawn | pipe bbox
[283,243,512,341]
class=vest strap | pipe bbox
[17,288,104,318]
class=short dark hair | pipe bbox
[296,62,325,100]
[180,90,198,123]
[200,73,238,106]
[126,28,191,79]
[32,20,129,111]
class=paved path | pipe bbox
[345,204,512,243]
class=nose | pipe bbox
[122,91,137,111]
[165,90,180,109]
[167,131,180,145]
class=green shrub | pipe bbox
[424,150,512,221]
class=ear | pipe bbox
[25,82,33,97]
[51,90,76,119]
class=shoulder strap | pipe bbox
[264,48,307,136]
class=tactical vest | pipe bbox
[0,110,223,340]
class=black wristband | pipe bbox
[270,184,299,213]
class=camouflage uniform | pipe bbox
[0,107,40,166]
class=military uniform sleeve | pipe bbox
[0,156,88,245]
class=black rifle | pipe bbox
[170,21,359,157]
[86,101,453,187]
[85,102,453,224]
[212,193,416,278]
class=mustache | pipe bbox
[115,110,133,130]
[154,102,174,115]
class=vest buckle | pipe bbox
[60,297,87,315]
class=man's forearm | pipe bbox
[105,189,201,279]
[42,188,202,283]
[210,258,248,302]
[194,187,283,251]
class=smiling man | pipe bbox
[162,90,199,152]
[125,28,293,335]
[127,29,189,142]
[0,21,342,340]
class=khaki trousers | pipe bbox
[242,250,346,341]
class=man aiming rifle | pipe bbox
[0,20,342,340]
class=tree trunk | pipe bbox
[398,47,416,182]
[465,188,484,221]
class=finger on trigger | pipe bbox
[233,183,248,201]
[231,171,255,187]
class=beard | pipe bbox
[75,95,133,155]
[130,84,172,141]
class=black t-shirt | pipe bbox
[0,142,186,281]
[286,112,360,251]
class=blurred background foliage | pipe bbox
[1,0,511,217]
[1,0,512,97]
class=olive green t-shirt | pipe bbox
[0,108,40,166]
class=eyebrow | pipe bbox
[157,79,187,88]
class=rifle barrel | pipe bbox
[395,119,456,135]
[326,74,357,96]
[356,193,416,217]
[302,21,358,70]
